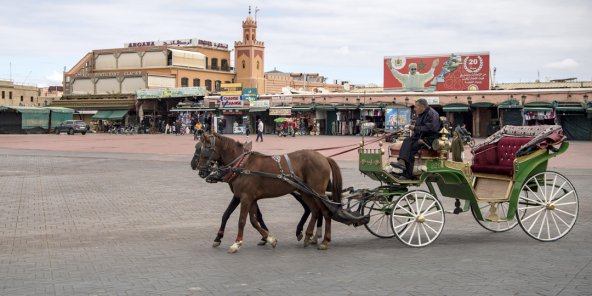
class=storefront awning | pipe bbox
[336,105,359,110]
[443,103,469,113]
[498,99,522,109]
[523,107,552,112]
[249,108,268,113]
[555,102,585,112]
[443,106,469,112]
[359,104,383,110]
[314,105,336,111]
[92,110,128,120]
[471,102,495,108]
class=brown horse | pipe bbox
[197,133,342,253]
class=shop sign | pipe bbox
[269,108,292,116]
[221,96,243,107]
[242,88,258,100]
[136,87,206,99]
[223,109,244,115]
[272,96,293,103]
[251,100,269,108]
[420,96,440,105]
[124,38,228,50]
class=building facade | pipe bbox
[0,80,39,107]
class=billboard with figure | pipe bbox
[384,52,490,91]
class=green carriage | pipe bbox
[351,124,578,247]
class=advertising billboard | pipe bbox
[385,108,411,130]
[384,52,490,91]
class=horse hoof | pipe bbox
[228,241,242,253]
[296,233,303,241]
[212,241,221,248]
[267,235,278,248]
[318,243,328,250]
[310,236,318,245]
[303,239,311,248]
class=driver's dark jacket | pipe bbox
[412,107,440,139]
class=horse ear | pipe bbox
[243,141,252,152]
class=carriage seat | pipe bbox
[389,142,439,159]
[471,137,532,176]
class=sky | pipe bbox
[1,0,591,87]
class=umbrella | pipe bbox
[274,117,289,123]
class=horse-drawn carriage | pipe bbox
[192,122,578,252]
[348,123,578,247]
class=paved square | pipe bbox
[0,135,590,295]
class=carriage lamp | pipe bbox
[437,127,451,159]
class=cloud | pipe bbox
[544,58,579,70]
[336,46,350,56]
[45,71,63,83]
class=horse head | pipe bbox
[196,133,221,178]
[190,141,202,171]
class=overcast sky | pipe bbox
[1,0,591,87]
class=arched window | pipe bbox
[242,60,246,69]
[181,77,189,87]
[246,33,250,41]
[215,80,221,92]
[211,58,219,70]
[256,61,260,70]
[193,78,200,87]
[221,59,228,71]
[205,79,212,91]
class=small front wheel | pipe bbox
[362,197,395,238]
[391,191,444,247]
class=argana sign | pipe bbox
[384,52,490,91]
[125,38,228,50]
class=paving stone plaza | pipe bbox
[0,134,590,295]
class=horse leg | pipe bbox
[315,214,323,240]
[249,202,277,248]
[291,192,309,241]
[213,196,240,247]
[228,199,251,254]
[318,206,333,251]
[301,195,319,248]
[255,204,269,245]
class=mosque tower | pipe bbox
[234,7,266,94]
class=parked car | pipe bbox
[55,120,88,135]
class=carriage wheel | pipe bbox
[362,198,395,238]
[391,191,444,247]
[471,201,519,232]
[517,172,578,242]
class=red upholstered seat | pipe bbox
[471,137,532,176]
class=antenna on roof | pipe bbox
[255,6,260,22]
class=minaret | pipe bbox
[234,7,266,95]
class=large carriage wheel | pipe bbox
[362,196,395,238]
[517,172,578,242]
[471,201,519,232]
[391,191,444,247]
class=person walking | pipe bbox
[256,118,264,142]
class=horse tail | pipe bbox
[327,157,342,203]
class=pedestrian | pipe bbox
[246,123,251,137]
[292,121,297,137]
[256,118,264,142]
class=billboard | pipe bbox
[384,52,490,91]
[385,108,411,130]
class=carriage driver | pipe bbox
[391,98,441,180]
